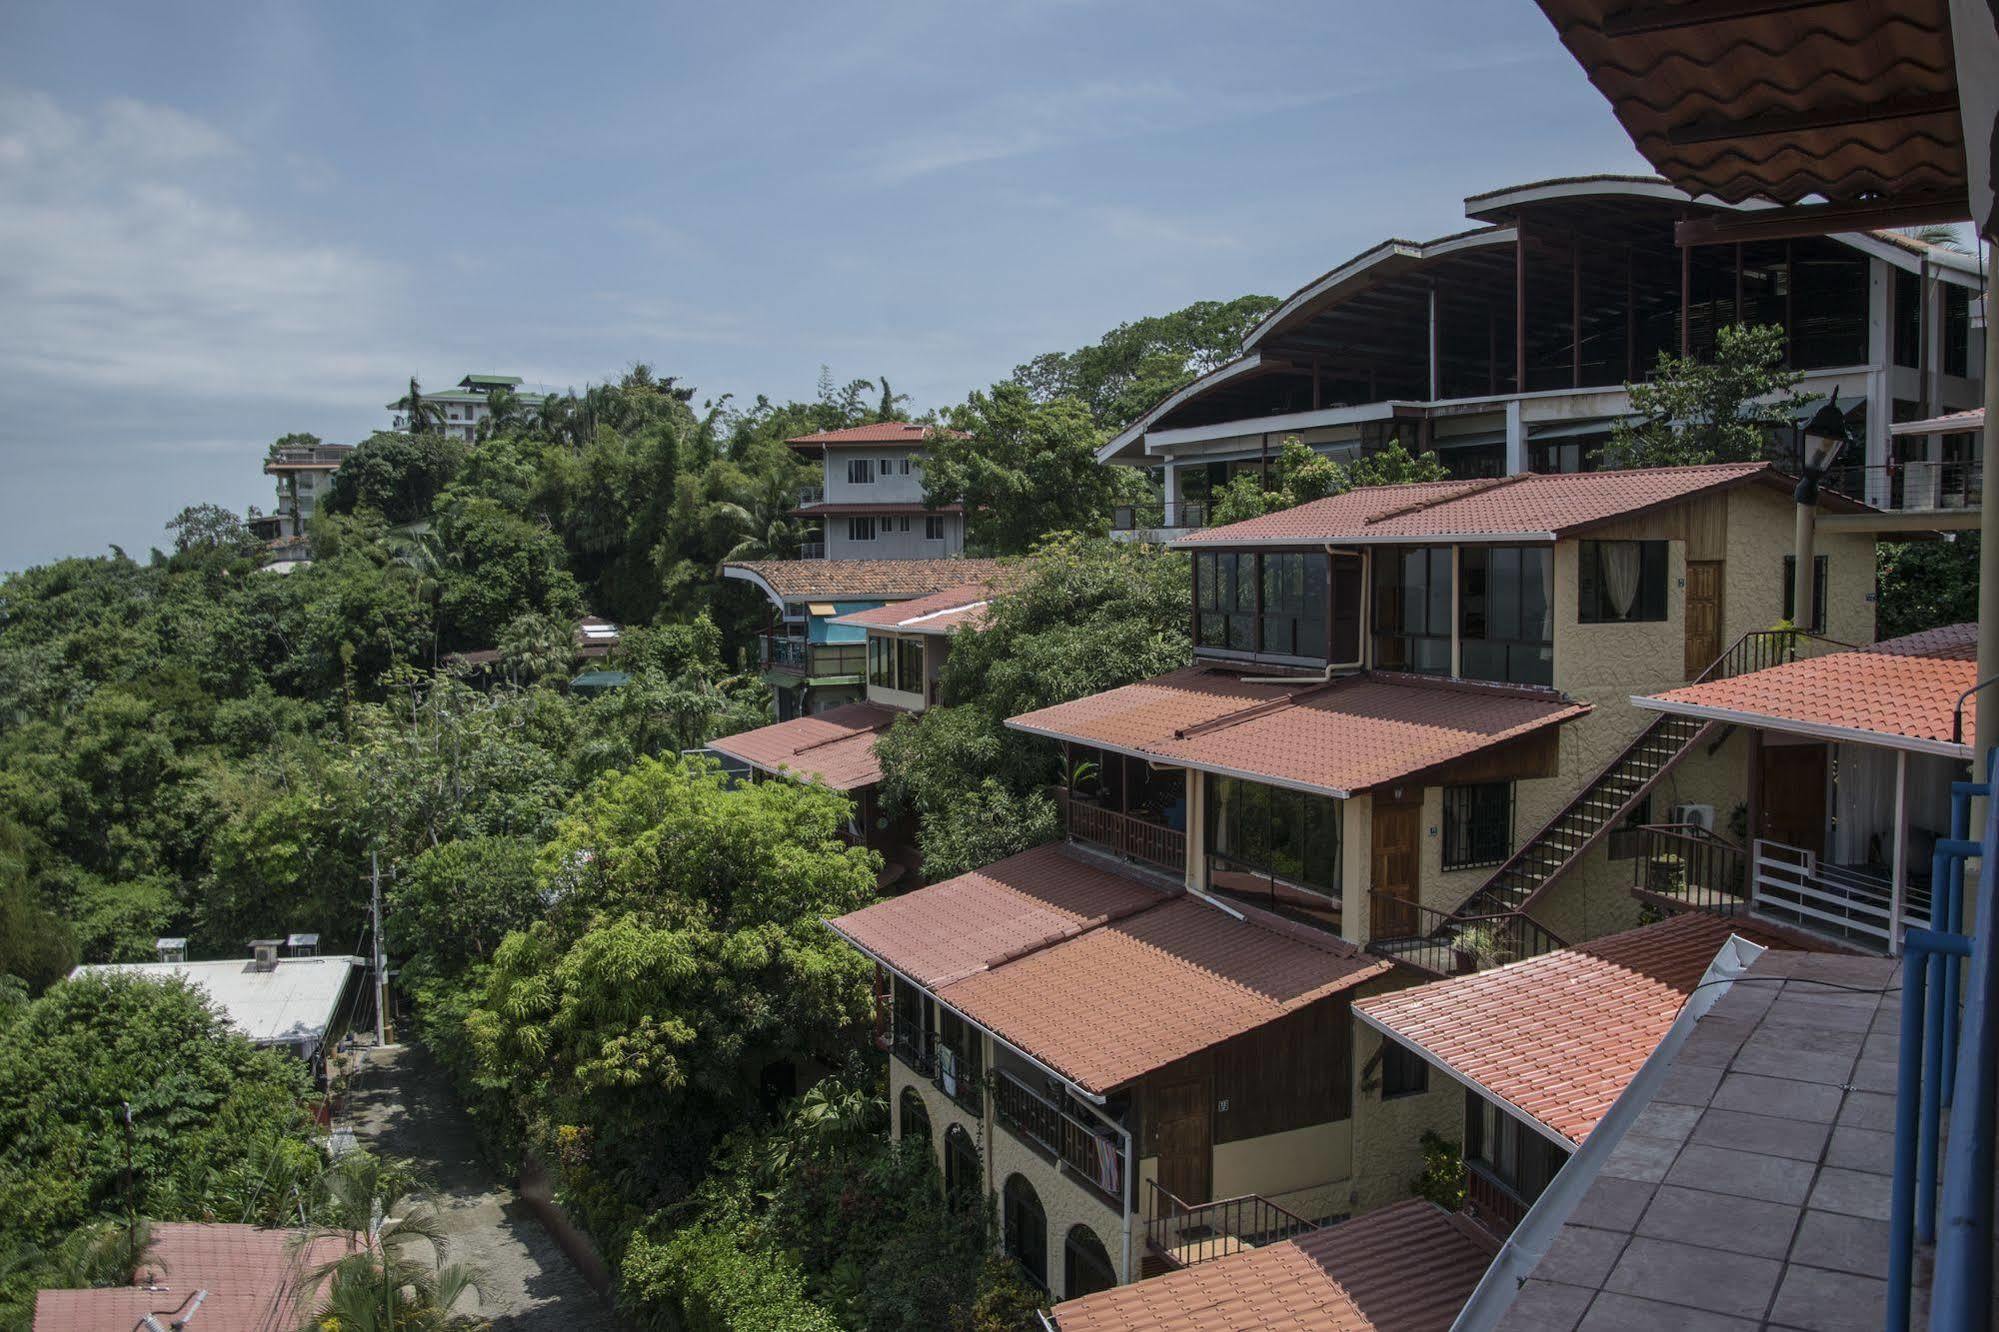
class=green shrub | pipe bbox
[623,1222,840,1332]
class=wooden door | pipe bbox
[1757,743,1827,853]
[1371,796,1423,937]
[1151,1076,1211,1207]
[1684,561,1723,678]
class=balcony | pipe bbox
[1464,1161,1528,1235]
[264,445,355,472]
[885,1013,934,1077]
[1828,459,1981,514]
[759,634,865,679]
[1143,1180,1316,1268]
[993,1069,1127,1208]
[1058,792,1186,876]
[795,483,825,509]
[1366,892,1564,976]
[931,1034,983,1117]
[799,540,826,560]
[1111,500,1208,539]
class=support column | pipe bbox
[1505,399,1527,476]
[1976,266,1999,772]
[1515,219,1528,393]
[1890,748,1909,955]
[1572,237,1582,388]
[1184,769,1207,891]
[1161,460,1179,527]
[1428,285,1441,401]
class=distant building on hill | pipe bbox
[785,421,969,559]
[388,373,544,444]
[260,440,356,539]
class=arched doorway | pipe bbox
[898,1086,932,1153]
[1002,1174,1049,1291]
[944,1124,981,1210]
[1063,1224,1116,1300]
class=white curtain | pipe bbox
[1831,742,1896,865]
[1600,543,1642,620]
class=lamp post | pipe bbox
[1792,393,1851,633]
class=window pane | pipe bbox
[1491,547,1521,641]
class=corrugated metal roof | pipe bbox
[69,955,360,1050]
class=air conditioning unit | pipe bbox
[1667,803,1716,832]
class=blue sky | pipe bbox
[0,0,1651,571]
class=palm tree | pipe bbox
[718,470,810,563]
[395,378,447,435]
[1898,223,1970,251]
[475,387,525,442]
[293,1156,485,1332]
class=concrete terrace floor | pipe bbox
[1497,949,1917,1332]
[343,1040,622,1330]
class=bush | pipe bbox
[623,1223,841,1332]
[1411,1129,1466,1211]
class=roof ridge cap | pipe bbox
[1171,676,1344,740]
[1362,473,1529,525]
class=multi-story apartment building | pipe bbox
[260,440,356,538]
[721,558,1001,719]
[1099,177,1985,540]
[387,373,538,443]
[823,462,1895,1300]
[786,422,968,559]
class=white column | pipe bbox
[1889,748,1909,955]
[1161,460,1180,527]
[1866,258,1894,507]
[1428,286,1441,402]
[1976,266,1999,776]
[1184,768,1207,891]
[1504,399,1526,475]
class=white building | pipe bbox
[786,422,969,559]
[388,373,541,444]
[1100,176,1985,540]
[260,441,356,539]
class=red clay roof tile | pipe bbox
[1010,668,1589,797]
[827,843,1168,989]
[1051,1200,1497,1332]
[1355,914,1770,1144]
[831,578,1013,633]
[785,421,966,446]
[939,894,1389,1094]
[708,701,901,790]
[33,1222,354,1332]
[1642,623,1977,752]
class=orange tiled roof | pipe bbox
[1178,463,1861,547]
[33,1222,354,1332]
[708,701,901,791]
[785,421,966,447]
[723,558,1005,601]
[1009,668,1590,798]
[832,579,1005,633]
[939,894,1389,1094]
[1051,1199,1497,1332]
[827,843,1168,988]
[1355,914,1761,1145]
[1641,623,1977,754]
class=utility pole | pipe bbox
[371,851,388,1046]
[121,1101,136,1268]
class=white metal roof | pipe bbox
[71,955,361,1048]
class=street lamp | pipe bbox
[1792,392,1851,632]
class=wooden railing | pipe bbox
[1465,1162,1528,1234]
[1144,1180,1316,1267]
[993,1069,1126,1206]
[1366,892,1563,975]
[1062,796,1186,875]
[1631,824,1748,915]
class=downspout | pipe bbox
[1237,545,1367,685]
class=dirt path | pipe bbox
[343,1041,621,1330]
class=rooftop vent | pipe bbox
[248,940,283,973]
[285,932,320,958]
[156,937,188,964]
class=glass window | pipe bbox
[1781,554,1829,633]
[1372,546,1453,674]
[1064,1226,1116,1301]
[1381,1039,1429,1099]
[868,635,893,689]
[1577,540,1668,623]
[1460,547,1553,686]
[944,1125,981,1210]
[1443,782,1514,869]
[847,516,877,543]
[1002,1175,1048,1290]
[1944,284,1971,379]
[1195,551,1329,660]
[1467,1092,1570,1207]
[847,457,875,484]
[925,515,945,541]
[898,1086,932,1151]
[896,637,923,692]
[1893,268,1922,369]
[1206,775,1343,930]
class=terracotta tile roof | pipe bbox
[33,1222,354,1332]
[833,581,997,634]
[708,701,903,790]
[785,421,966,447]
[1641,623,1977,754]
[941,894,1389,1094]
[1355,914,1774,1145]
[1177,463,1861,547]
[1051,1199,1497,1332]
[829,843,1167,988]
[1010,668,1590,798]
[722,558,1005,601]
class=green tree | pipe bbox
[322,432,465,525]
[1207,438,1449,525]
[1878,535,1981,640]
[922,384,1126,555]
[164,503,257,558]
[294,1155,486,1332]
[1012,295,1280,430]
[1606,323,1805,469]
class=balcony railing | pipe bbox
[1111,500,1208,533]
[759,635,865,678]
[994,1069,1126,1206]
[1694,626,1853,684]
[1143,1180,1316,1268]
[265,445,355,470]
[931,1036,983,1116]
[887,1013,934,1077]
[1750,840,1925,953]
[1060,794,1186,875]
[796,484,825,508]
[1829,459,1982,513]
[1366,892,1564,976]
[1629,824,1748,916]
[799,540,826,560]
[1465,1161,1529,1235]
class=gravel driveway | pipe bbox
[343,1041,621,1329]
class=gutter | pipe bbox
[1631,695,1975,761]
[1449,933,1767,1332]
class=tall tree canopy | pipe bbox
[1011,295,1280,431]
[1606,323,1806,469]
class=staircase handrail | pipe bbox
[1693,627,1859,685]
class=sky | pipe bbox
[0,0,1653,572]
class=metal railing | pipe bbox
[1750,840,1916,953]
[1887,756,1995,1331]
[1693,626,1854,685]
[1365,892,1564,976]
[1143,1180,1316,1267]
[931,1036,982,1116]
[759,635,865,678]
[265,445,355,469]
[799,540,826,560]
[1829,459,1982,513]
[1111,500,1208,532]
[993,1069,1126,1206]
[1630,824,1748,915]
[1061,794,1186,875]
[888,1013,934,1076]
[796,484,825,508]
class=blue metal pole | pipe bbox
[1933,837,1983,1111]
[1943,862,1965,1106]
[1888,940,1931,1332]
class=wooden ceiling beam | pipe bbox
[1675,193,1970,245]
[1667,93,1960,146]
[1602,0,1843,39]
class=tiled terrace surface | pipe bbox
[1495,949,1906,1332]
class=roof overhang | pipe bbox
[1099,353,1267,463]
[1240,227,1516,356]
[1353,1004,1579,1151]
[1631,694,1975,761]
[1005,718,1356,799]
[1169,531,1559,550]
